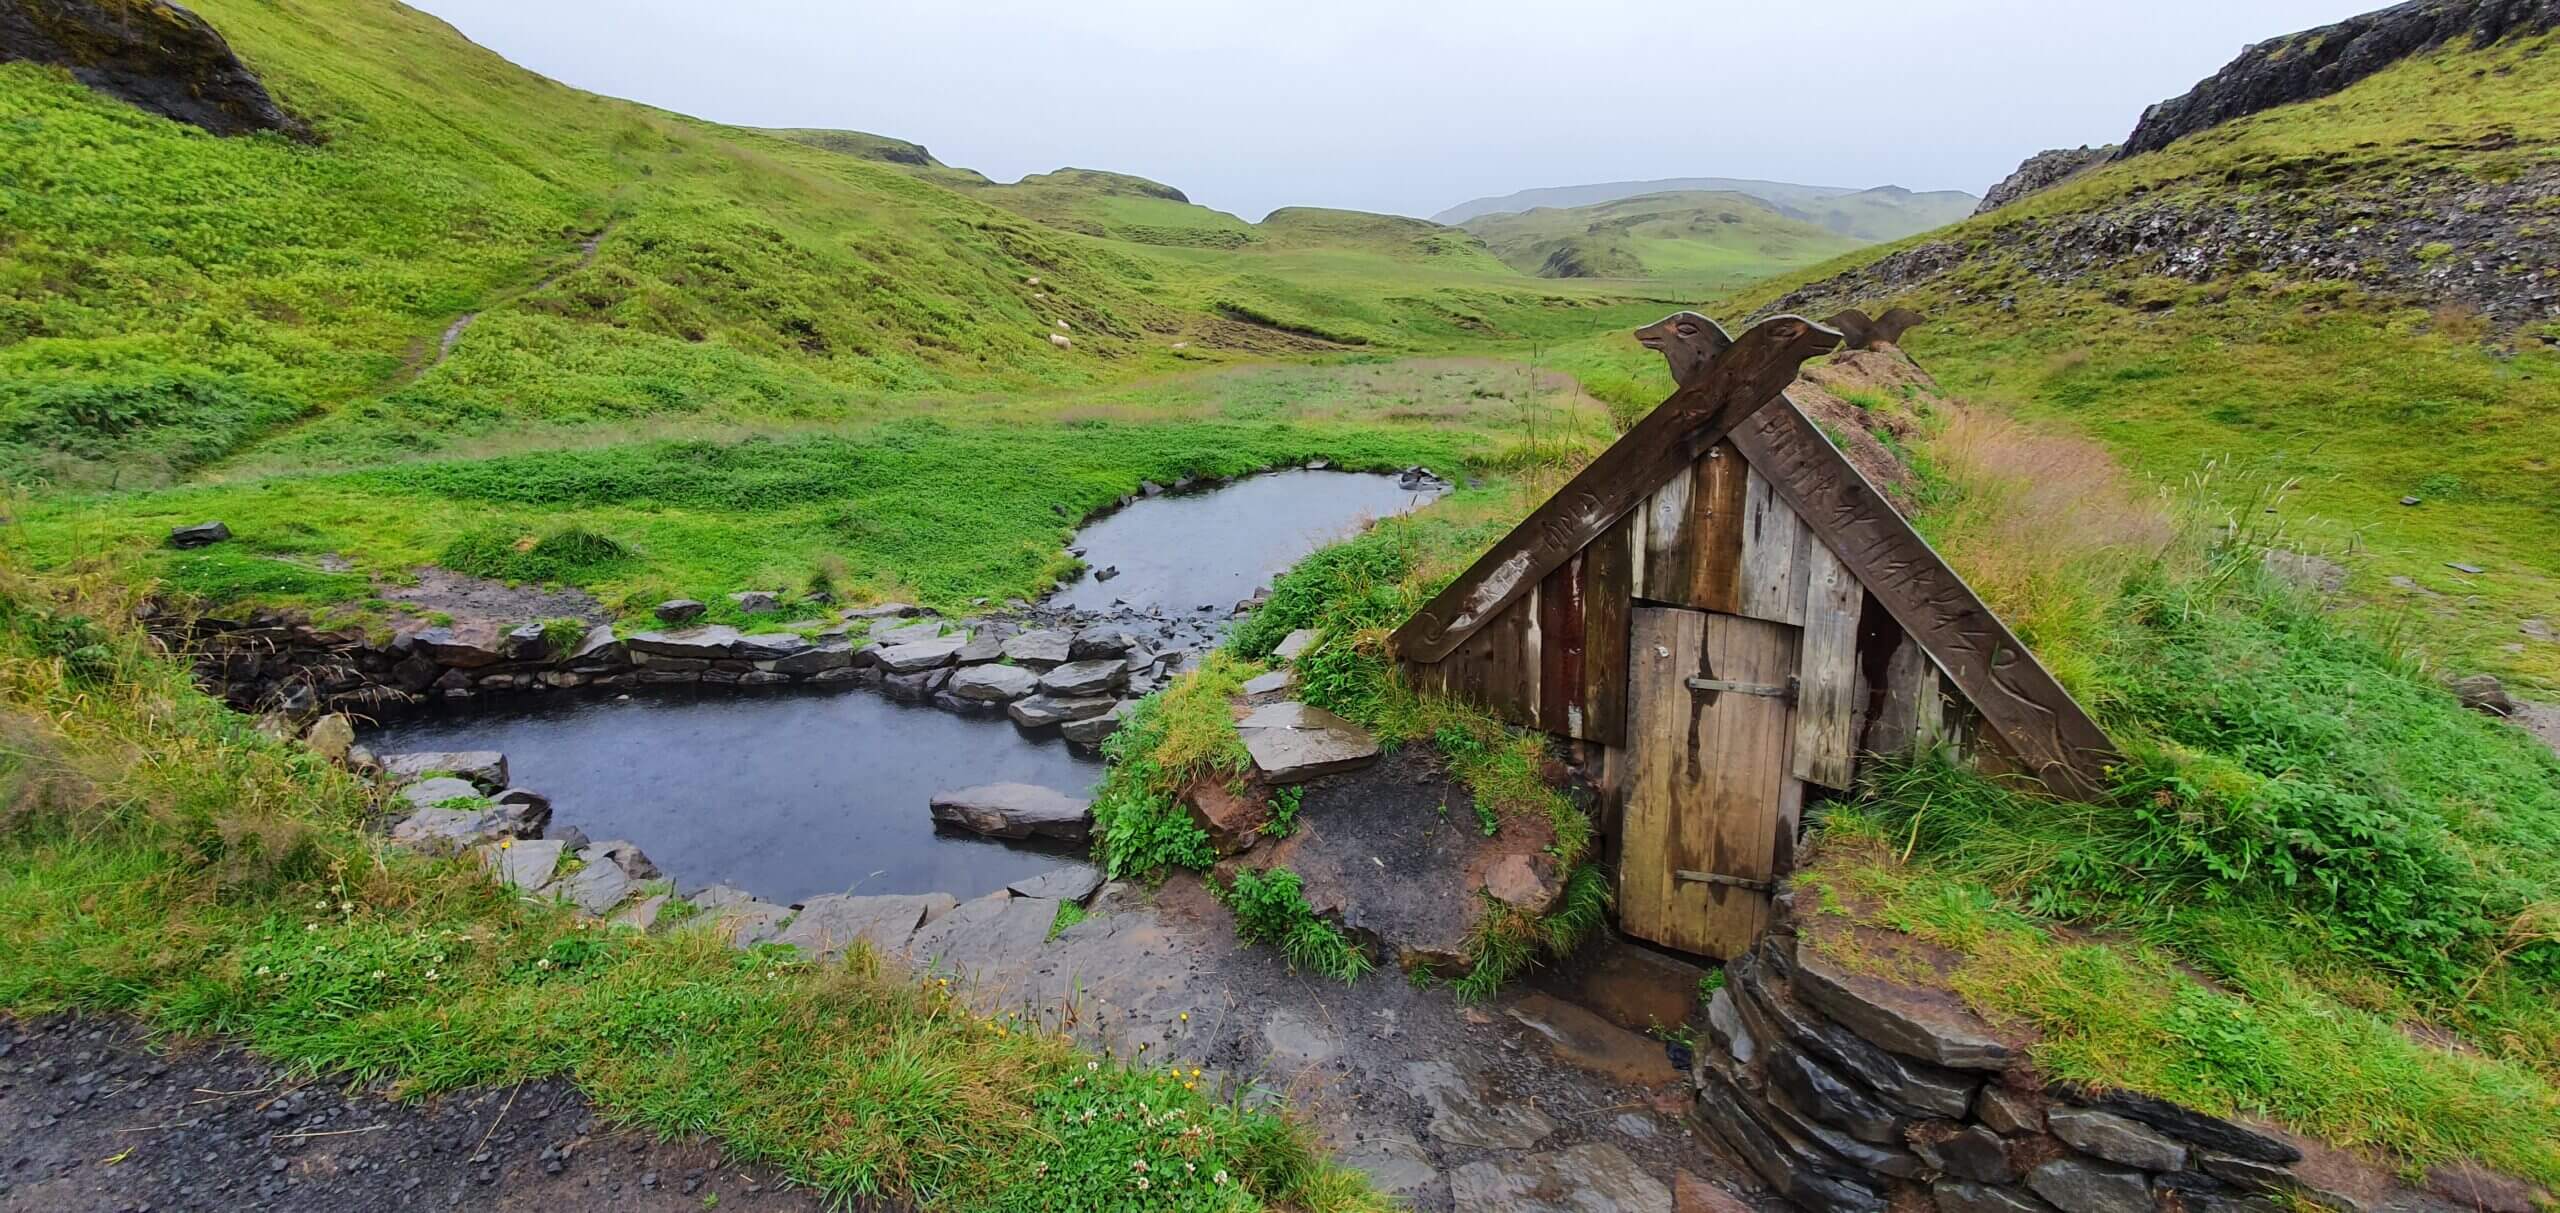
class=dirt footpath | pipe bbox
[0,1018,853,1213]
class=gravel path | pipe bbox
[0,1017,862,1213]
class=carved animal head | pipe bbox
[1634,311,1733,388]
[1823,308,1878,352]
[1872,307,1926,346]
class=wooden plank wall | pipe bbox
[1406,441,1987,789]
[1405,515,1633,745]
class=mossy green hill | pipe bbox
[1459,189,1868,289]
[0,0,1651,490]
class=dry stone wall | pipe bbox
[1689,902,2509,1213]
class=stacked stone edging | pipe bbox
[149,603,1197,755]
[1694,915,2417,1213]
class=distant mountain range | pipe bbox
[1434,178,1978,244]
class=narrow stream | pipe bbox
[1049,469,1444,612]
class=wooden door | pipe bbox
[1620,605,1800,958]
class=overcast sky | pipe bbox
[408,0,2376,221]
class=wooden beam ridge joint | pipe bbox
[1390,313,1843,664]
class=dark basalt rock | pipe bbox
[1763,1045,1908,1146]
[2121,0,2560,157]
[2026,1158,2152,1213]
[1910,1121,2019,1185]
[1695,1058,1889,1213]
[1736,945,1980,1117]
[1936,1180,2059,1213]
[1975,147,2115,215]
[2049,1085,2301,1165]
[0,0,311,139]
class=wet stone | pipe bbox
[1037,659,1126,697]
[1448,1143,1673,1213]
[1736,945,1979,1116]
[1406,1060,1553,1150]
[772,893,957,962]
[557,859,635,916]
[1273,628,1318,662]
[869,619,950,647]
[381,750,509,790]
[2027,1158,2153,1213]
[1059,700,1134,747]
[2053,1087,2300,1165]
[1937,1180,2058,1213]
[395,776,486,812]
[1791,942,2015,1071]
[2048,1107,2188,1172]
[928,782,1092,842]
[1978,1085,2046,1135]
[1910,1122,2018,1184]
[947,664,1040,703]
[1329,1129,1438,1197]
[1007,864,1102,903]
[1237,701,1378,783]
[480,838,563,891]
[1007,694,1114,728]
[1763,1044,1909,1145]
[654,599,705,623]
[169,520,231,548]
[1000,629,1074,666]
[877,639,966,673]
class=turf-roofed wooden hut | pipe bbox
[1390,313,2115,959]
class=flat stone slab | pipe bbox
[876,638,966,673]
[929,783,1092,842]
[1059,700,1134,747]
[381,751,508,790]
[1037,659,1125,697]
[947,663,1040,703]
[478,838,563,891]
[1273,628,1318,662]
[1406,1059,1554,1149]
[1324,1126,1438,1197]
[1241,669,1293,698]
[556,859,635,916]
[1007,694,1115,728]
[396,776,486,812]
[1449,1143,1674,1213]
[773,893,959,962]
[623,626,747,660]
[1006,864,1103,903]
[1237,701,1379,783]
[868,619,951,647]
[905,891,1058,984]
[1000,629,1073,666]
[1791,939,2015,1071]
[699,897,790,949]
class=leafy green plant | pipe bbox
[1221,867,1371,983]
[1263,785,1304,839]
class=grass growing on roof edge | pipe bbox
[0,567,1385,1212]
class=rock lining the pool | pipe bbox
[361,741,1108,964]
[154,596,1200,758]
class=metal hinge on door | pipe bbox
[1675,870,1774,893]
[1685,675,1798,705]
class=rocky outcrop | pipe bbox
[1973,147,2115,215]
[927,783,1092,842]
[0,0,309,138]
[1769,163,2560,335]
[2121,0,2560,157]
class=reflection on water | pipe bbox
[366,685,1101,904]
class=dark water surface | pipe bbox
[1048,469,1442,612]
[366,686,1101,904]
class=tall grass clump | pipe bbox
[0,561,1383,1210]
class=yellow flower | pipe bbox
[1178,1011,1188,1022]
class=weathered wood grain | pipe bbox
[1736,467,1810,626]
[1621,607,1798,958]
[1792,538,1863,789]
[1390,315,1841,663]
[1577,514,1634,745]
[1729,398,2114,798]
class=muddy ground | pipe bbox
[0,1018,850,1213]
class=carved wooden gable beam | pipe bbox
[1390,314,1841,664]
[1658,316,2116,800]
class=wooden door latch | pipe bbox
[1685,674,1799,705]
[1675,870,1774,893]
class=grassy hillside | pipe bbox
[1434,175,1978,235]
[1549,25,2560,696]
[0,0,1652,491]
[1459,190,1866,289]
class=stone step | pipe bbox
[1236,700,1378,783]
